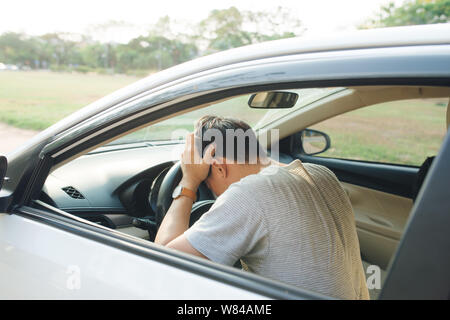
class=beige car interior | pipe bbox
[114,86,449,300]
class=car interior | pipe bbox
[35,85,450,299]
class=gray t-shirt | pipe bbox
[184,159,369,299]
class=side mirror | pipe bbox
[248,91,298,109]
[0,156,7,191]
[300,129,331,155]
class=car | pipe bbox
[0,23,449,300]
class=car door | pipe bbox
[0,210,268,299]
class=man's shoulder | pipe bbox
[229,171,268,193]
[303,162,340,181]
[227,161,339,195]
[224,167,277,200]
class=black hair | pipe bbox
[194,115,266,164]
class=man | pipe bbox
[155,115,369,299]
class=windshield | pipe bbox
[108,87,344,145]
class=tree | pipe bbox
[115,45,139,72]
[245,6,305,41]
[197,6,304,53]
[197,7,251,52]
[361,0,450,28]
[80,43,107,68]
[0,33,39,68]
[39,33,82,67]
[0,6,303,72]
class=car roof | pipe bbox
[105,23,450,99]
[96,24,450,114]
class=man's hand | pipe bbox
[154,132,214,249]
[180,132,214,190]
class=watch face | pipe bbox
[172,185,182,199]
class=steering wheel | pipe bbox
[155,161,215,228]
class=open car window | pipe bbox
[107,87,344,145]
[309,97,449,166]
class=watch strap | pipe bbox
[178,186,197,202]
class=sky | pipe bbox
[0,0,406,42]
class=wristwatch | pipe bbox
[172,185,197,202]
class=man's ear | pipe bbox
[203,143,216,163]
[212,158,227,178]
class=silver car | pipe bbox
[0,23,449,300]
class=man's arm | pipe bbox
[153,188,194,246]
[153,177,196,244]
[154,179,208,259]
[154,133,213,259]
[167,234,208,259]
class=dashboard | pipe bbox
[42,142,181,213]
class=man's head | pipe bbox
[194,115,267,196]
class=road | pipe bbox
[0,123,39,155]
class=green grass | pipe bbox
[0,71,141,130]
[311,99,448,166]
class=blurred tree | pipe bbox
[199,7,252,52]
[39,33,81,67]
[80,43,106,68]
[124,34,198,71]
[198,6,304,53]
[245,6,304,41]
[115,45,139,72]
[0,33,39,68]
[361,0,450,28]
[0,6,302,72]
